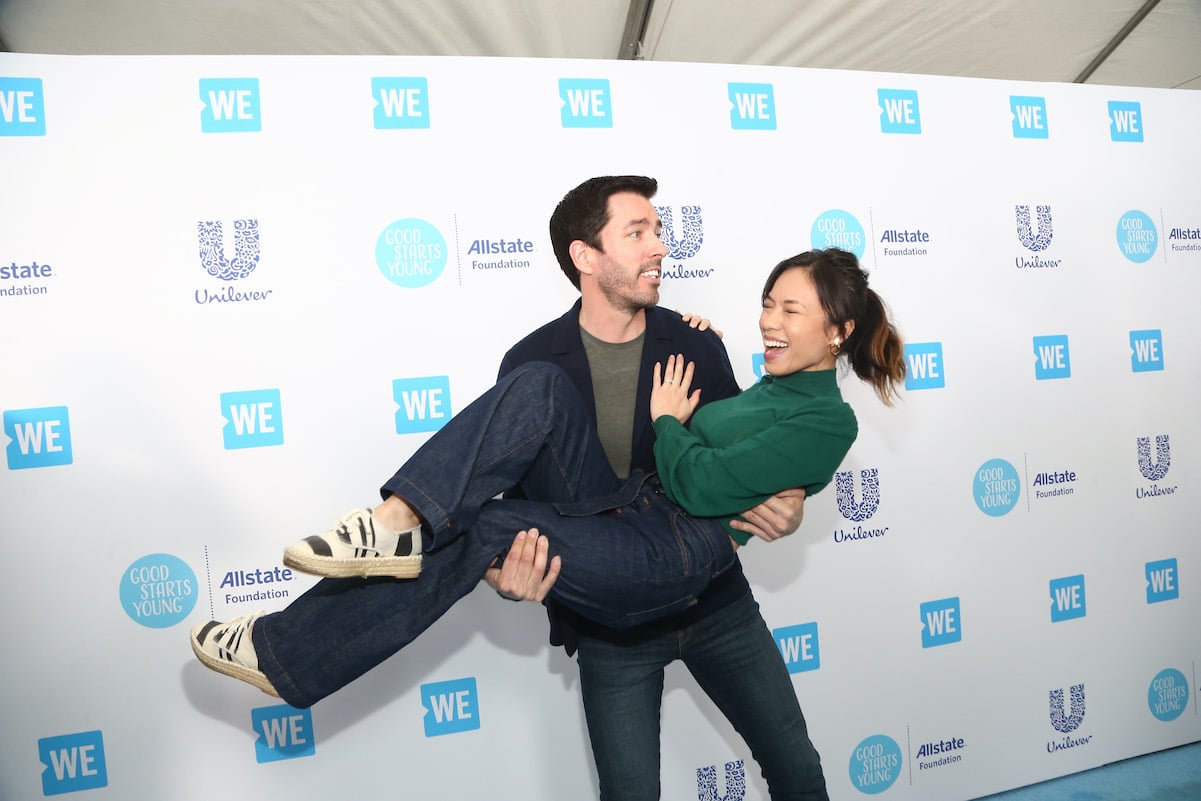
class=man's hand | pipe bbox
[729,488,806,543]
[483,528,561,602]
[676,310,724,340]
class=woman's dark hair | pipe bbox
[762,248,906,405]
[549,175,658,289]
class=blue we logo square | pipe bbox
[1033,334,1071,380]
[5,405,72,469]
[1130,329,1164,372]
[1109,101,1143,142]
[0,77,47,136]
[920,596,962,648]
[252,704,316,763]
[221,389,284,450]
[1146,558,1179,604]
[904,342,945,390]
[38,730,107,795]
[1010,95,1049,139]
[729,82,776,130]
[1049,574,1086,622]
[394,376,451,434]
[421,677,480,737]
[200,78,261,133]
[372,77,430,129]
[773,622,820,674]
[878,88,921,134]
[559,78,612,128]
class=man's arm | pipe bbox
[483,528,560,601]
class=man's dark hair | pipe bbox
[549,176,658,289]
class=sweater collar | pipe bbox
[757,368,839,395]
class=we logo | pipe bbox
[728,82,776,130]
[1010,95,1049,139]
[221,389,284,450]
[1033,334,1071,380]
[200,78,261,133]
[1146,558,1179,604]
[1130,330,1164,372]
[394,376,451,435]
[421,677,480,737]
[1049,574,1086,622]
[1108,100,1143,142]
[773,622,820,674]
[4,405,72,469]
[38,730,107,795]
[372,77,430,129]
[0,77,46,136]
[904,342,945,390]
[920,596,962,648]
[253,704,316,763]
[559,78,612,128]
[878,88,921,134]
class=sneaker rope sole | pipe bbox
[190,621,280,697]
[282,548,423,579]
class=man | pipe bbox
[484,176,828,800]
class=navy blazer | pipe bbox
[498,299,752,651]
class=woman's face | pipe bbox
[759,267,844,377]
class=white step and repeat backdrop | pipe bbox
[1,53,1198,801]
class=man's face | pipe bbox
[588,192,666,313]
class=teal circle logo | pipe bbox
[849,734,901,794]
[375,218,448,288]
[119,553,197,628]
[974,458,1020,516]
[1148,668,1189,721]
[811,210,866,259]
[1116,210,1157,263]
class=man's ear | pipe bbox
[570,239,593,276]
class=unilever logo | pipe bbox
[812,210,866,259]
[656,205,703,259]
[973,458,1020,516]
[119,554,198,628]
[376,218,448,288]
[1116,210,1158,263]
[1136,434,1177,500]
[1048,684,1092,752]
[1148,669,1189,722]
[697,761,746,801]
[199,220,260,279]
[1015,205,1061,269]
[849,734,901,794]
[834,469,888,543]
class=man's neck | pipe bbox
[578,298,648,344]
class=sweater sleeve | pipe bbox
[652,404,857,519]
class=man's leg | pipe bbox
[576,630,675,801]
[681,592,829,801]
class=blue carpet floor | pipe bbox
[972,741,1201,801]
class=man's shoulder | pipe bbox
[645,306,729,358]
[500,304,580,374]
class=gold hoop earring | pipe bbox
[828,339,841,356]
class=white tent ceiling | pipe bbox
[1,0,1198,90]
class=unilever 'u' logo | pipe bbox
[1137,435,1170,481]
[835,469,879,522]
[1016,205,1053,252]
[1049,684,1086,733]
[198,219,260,280]
[656,205,703,259]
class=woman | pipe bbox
[191,247,904,704]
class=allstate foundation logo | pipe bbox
[849,734,902,794]
[1015,205,1061,269]
[1148,669,1189,722]
[196,219,272,305]
[1048,684,1092,752]
[812,210,866,259]
[119,554,197,628]
[697,761,746,801]
[915,735,967,771]
[1032,467,1077,500]
[1136,434,1177,499]
[879,226,931,257]
[376,218,447,288]
[656,205,714,280]
[1,259,54,298]
[973,458,1020,516]
[833,468,889,543]
[465,235,534,272]
[1116,210,1158,263]
[1167,224,1201,253]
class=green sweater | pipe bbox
[652,369,858,545]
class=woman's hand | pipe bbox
[651,353,701,425]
